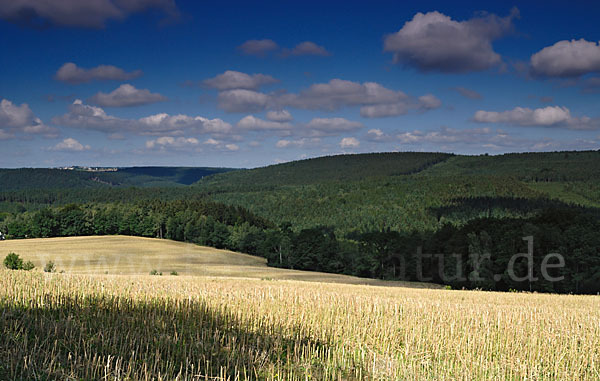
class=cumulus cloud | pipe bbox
[397,126,494,145]
[360,103,410,118]
[237,39,279,56]
[454,87,482,100]
[392,126,600,152]
[283,79,405,110]
[366,128,390,142]
[238,39,330,58]
[212,78,439,117]
[136,113,232,136]
[203,70,279,90]
[236,115,292,131]
[145,136,199,150]
[306,117,363,136]
[287,41,331,56]
[52,99,233,136]
[0,98,58,138]
[473,106,600,130]
[418,94,442,110]
[384,8,518,73]
[55,62,142,84]
[339,137,360,148]
[51,138,90,152]
[0,0,179,28]
[217,89,271,113]
[275,138,320,148]
[89,84,166,107]
[266,109,293,122]
[530,39,600,78]
[283,79,441,117]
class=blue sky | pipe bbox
[0,0,599,168]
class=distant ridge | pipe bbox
[0,166,236,191]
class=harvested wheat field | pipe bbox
[1,268,599,380]
[0,235,434,287]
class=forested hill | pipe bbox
[196,152,453,189]
[193,150,600,234]
[0,166,234,191]
[1,150,599,293]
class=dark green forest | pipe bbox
[1,151,599,294]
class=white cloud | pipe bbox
[204,138,220,145]
[339,137,360,148]
[454,87,482,100]
[212,78,440,117]
[277,79,440,117]
[0,98,58,138]
[284,79,405,110]
[418,94,442,110]
[473,106,600,129]
[275,138,320,148]
[145,136,199,150]
[393,126,599,152]
[306,117,363,136]
[217,89,271,113]
[51,138,90,152]
[288,41,330,56]
[55,63,142,84]
[384,8,518,73]
[237,39,279,56]
[360,103,410,118]
[225,144,239,151]
[236,115,292,131]
[530,39,600,78]
[238,39,330,58]
[0,98,34,128]
[203,70,279,90]
[0,0,179,28]
[397,126,494,145]
[53,99,233,136]
[89,84,166,107]
[266,109,293,122]
[366,128,389,141]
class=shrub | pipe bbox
[150,269,162,276]
[170,271,178,276]
[3,253,34,271]
[3,252,23,270]
[44,261,56,273]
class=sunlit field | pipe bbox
[0,235,434,287]
[1,266,599,380]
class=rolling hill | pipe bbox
[0,235,435,288]
[0,166,234,191]
[195,150,600,233]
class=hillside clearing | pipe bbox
[0,235,436,288]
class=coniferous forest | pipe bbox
[1,151,599,294]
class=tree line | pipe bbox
[2,200,598,294]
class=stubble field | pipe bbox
[1,244,599,379]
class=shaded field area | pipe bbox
[1,270,599,380]
[0,235,435,288]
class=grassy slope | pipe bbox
[0,235,436,288]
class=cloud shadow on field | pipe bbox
[0,292,365,380]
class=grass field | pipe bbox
[0,235,433,288]
[1,268,599,380]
